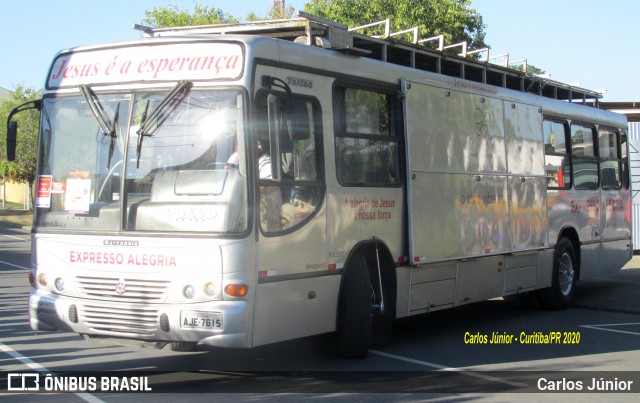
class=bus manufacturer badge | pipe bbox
[115,281,127,295]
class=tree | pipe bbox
[304,0,487,50]
[142,2,240,27]
[247,2,296,21]
[0,85,40,185]
[141,1,485,53]
[142,1,297,27]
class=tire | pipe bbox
[337,254,373,358]
[538,237,577,310]
[170,341,198,352]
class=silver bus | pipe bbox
[7,13,630,358]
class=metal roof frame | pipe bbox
[136,11,602,106]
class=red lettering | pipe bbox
[179,57,190,71]
[154,58,169,78]
[50,60,68,80]
[70,250,173,266]
[204,56,215,70]
[105,56,117,75]
[80,64,91,77]
[168,58,181,71]
[226,55,239,71]
[189,56,201,71]
[120,60,132,74]
[215,56,226,74]
[137,60,148,73]
[63,65,75,79]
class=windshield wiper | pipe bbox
[80,85,115,136]
[80,85,120,168]
[136,80,193,167]
[107,103,120,168]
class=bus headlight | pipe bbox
[183,285,196,299]
[54,277,65,292]
[204,282,218,297]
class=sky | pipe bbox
[1,0,638,101]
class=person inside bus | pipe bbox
[257,140,282,231]
[226,146,239,169]
[257,140,272,179]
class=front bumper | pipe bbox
[29,289,251,349]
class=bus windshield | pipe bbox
[35,88,248,234]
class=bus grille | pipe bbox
[81,304,159,336]
[76,275,170,302]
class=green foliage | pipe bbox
[140,0,485,53]
[304,0,487,50]
[142,2,240,27]
[142,1,297,26]
[0,85,40,184]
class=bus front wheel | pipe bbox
[337,254,373,358]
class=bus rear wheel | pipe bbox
[337,254,373,358]
[538,237,576,310]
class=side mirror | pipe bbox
[288,100,310,141]
[261,75,310,141]
[7,121,17,161]
[5,99,42,162]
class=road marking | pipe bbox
[0,341,105,402]
[0,259,29,270]
[1,233,29,241]
[370,349,526,387]
[580,322,640,336]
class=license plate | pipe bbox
[180,311,223,330]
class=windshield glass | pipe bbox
[35,89,248,234]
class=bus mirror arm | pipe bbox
[6,99,42,162]
[262,75,293,100]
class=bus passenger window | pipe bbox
[598,128,621,190]
[334,86,400,187]
[571,123,598,190]
[543,119,570,189]
[621,131,630,189]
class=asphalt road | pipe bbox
[1,224,639,402]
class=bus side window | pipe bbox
[599,127,622,190]
[621,131,630,189]
[571,123,598,190]
[543,119,571,189]
[334,86,401,187]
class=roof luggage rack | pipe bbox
[135,11,602,106]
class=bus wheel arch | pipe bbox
[538,231,579,310]
[558,228,581,280]
[336,239,397,358]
